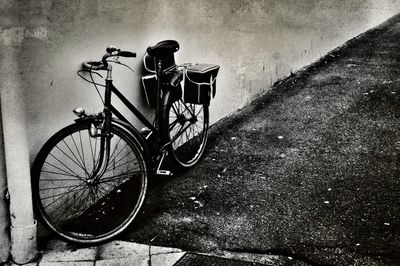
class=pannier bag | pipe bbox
[143,53,155,73]
[183,64,220,104]
[143,53,176,74]
[142,52,178,108]
[141,74,157,108]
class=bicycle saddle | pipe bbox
[147,40,179,57]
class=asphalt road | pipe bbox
[122,15,400,265]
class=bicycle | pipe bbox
[31,40,219,244]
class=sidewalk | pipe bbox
[6,239,272,266]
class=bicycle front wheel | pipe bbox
[31,122,148,244]
[161,90,209,168]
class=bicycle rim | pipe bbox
[163,95,209,168]
[32,122,147,244]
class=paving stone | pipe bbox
[40,240,96,262]
[150,252,186,266]
[39,261,94,266]
[95,257,148,266]
[96,241,149,260]
[149,245,183,255]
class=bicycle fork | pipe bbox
[88,124,112,181]
[87,78,115,181]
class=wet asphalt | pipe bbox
[122,15,400,265]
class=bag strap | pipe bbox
[184,69,217,85]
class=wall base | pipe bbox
[11,220,38,264]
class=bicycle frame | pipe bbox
[107,79,156,134]
[89,58,191,176]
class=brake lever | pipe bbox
[113,56,120,63]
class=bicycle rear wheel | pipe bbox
[31,122,147,244]
[161,90,209,168]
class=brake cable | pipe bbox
[77,69,105,104]
[77,58,135,104]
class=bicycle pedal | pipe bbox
[156,169,173,176]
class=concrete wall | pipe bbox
[1,0,399,158]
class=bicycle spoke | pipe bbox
[88,187,97,206]
[51,185,89,222]
[99,170,142,184]
[70,134,86,170]
[104,148,134,170]
[61,187,88,217]
[41,181,86,201]
[104,157,131,175]
[173,124,186,148]
[87,136,123,177]
[48,152,82,177]
[195,106,203,117]
[39,183,86,191]
[78,131,88,173]
[184,102,195,116]
[55,145,87,173]
[108,137,123,164]
[102,141,126,170]
[88,131,97,171]
[56,186,96,225]
[61,139,87,171]
[44,160,83,180]
[104,160,138,177]
[40,170,83,180]
[178,101,194,117]
[169,120,181,134]
[42,182,87,210]
[168,118,180,131]
[96,183,109,197]
[172,104,179,117]
[92,142,102,176]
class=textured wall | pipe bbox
[0,0,399,158]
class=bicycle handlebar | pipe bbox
[82,61,106,71]
[82,47,136,71]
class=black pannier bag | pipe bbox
[141,74,157,108]
[143,53,155,73]
[183,64,220,104]
[142,52,177,108]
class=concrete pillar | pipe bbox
[0,28,38,264]
[0,106,10,266]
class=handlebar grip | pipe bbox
[82,61,106,70]
[88,61,102,66]
[119,51,136,58]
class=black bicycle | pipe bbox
[31,40,219,244]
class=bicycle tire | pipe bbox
[31,122,148,244]
[161,90,209,168]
